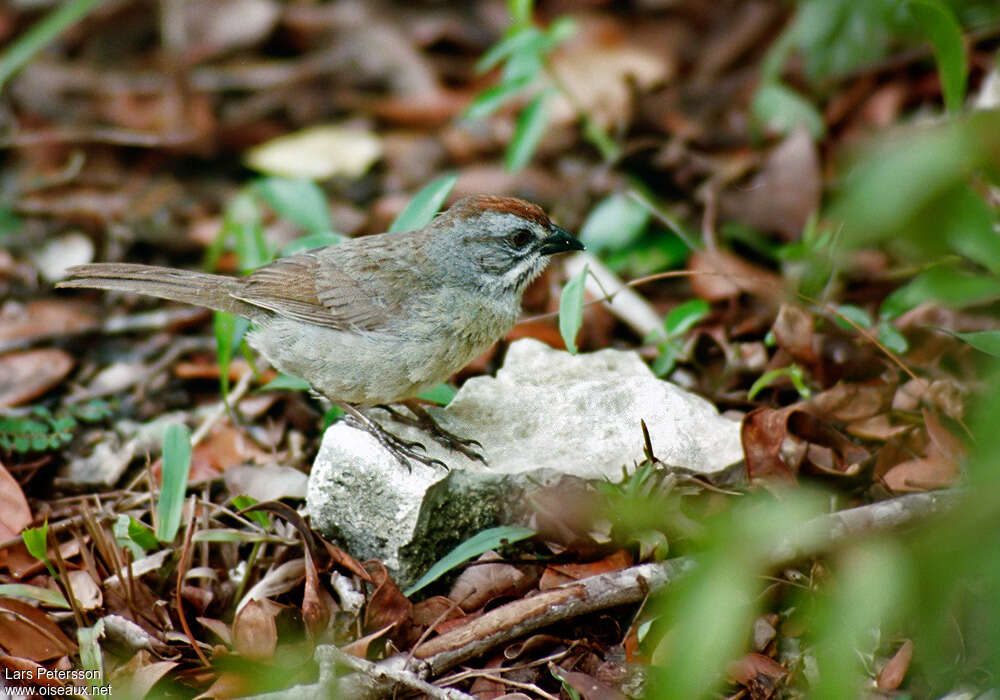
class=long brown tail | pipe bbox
[57,263,260,318]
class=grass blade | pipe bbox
[157,424,192,543]
[389,173,458,233]
[559,263,588,354]
[404,525,535,597]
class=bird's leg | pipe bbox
[338,402,448,472]
[378,399,487,464]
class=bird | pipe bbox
[58,195,585,468]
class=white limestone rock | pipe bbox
[307,338,743,584]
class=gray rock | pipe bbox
[307,338,743,584]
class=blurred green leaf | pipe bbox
[559,263,588,354]
[157,423,191,543]
[259,372,311,392]
[0,0,108,88]
[464,77,531,121]
[580,193,651,255]
[280,230,345,257]
[477,25,543,73]
[418,383,457,406]
[752,82,825,138]
[0,584,69,608]
[811,542,911,698]
[908,0,967,112]
[404,525,535,597]
[665,299,711,337]
[940,185,1000,275]
[881,265,1000,319]
[833,304,874,331]
[389,173,458,233]
[214,312,250,399]
[508,0,534,26]
[878,321,909,354]
[223,189,269,272]
[254,177,333,236]
[833,112,1000,246]
[323,405,345,428]
[506,91,550,172]
[947,329,1000,357]
[0,206,20,242]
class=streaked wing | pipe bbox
[231,250,392,331]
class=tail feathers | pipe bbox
[57,263,258,318]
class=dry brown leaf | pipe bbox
[66,570,102,611]
[720,128,821,240]
[232,598,278,662]
[0,349,74,408]
[727,653,786,698]
[688,249,783,303]
[551,663,627,700]
[450,551,537,612]
[110,650,178,699]
[0,300,97,347]
[539,550,633,590]
[0,597,77,661]
[362,560,412,636]
[0,459,31,565]
[876,639,914,690]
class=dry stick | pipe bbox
[313,645,476,700]
[238,491,957,700]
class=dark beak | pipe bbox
[539,225,585,256]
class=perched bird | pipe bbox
[58,195,584,467]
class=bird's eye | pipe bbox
[508,228,534,249]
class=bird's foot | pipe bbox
[375,400,487,464]
[340,403,447,472]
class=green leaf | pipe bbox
[951,330,1000,357]
[418,383,457,406]
[878,321,909,354]
[322,405,345,428]
[71,399,112,423]
[77,619,104,685]
[752,82,825,139]
[0,0,108,88]
[559,263,588,354]
[0,584,69,608]
[280,231,345,257]
[881,265,1000,319]
[193,529,283,543]
[127,517,159,551]
[389,173,459,233]
[908,0,967,112]
[748,365,812,400]
[22,522,57,579]
[232,494,270,528]
[464,77,531,121]
[259,372,311,392]
[580,193,651,255]
[651,340,682,377]
[254,177,333,236]
[157,423,192,543]
[223,190,269,272]
[833,304,874,331]
[508,0,534,26]
[404,525,535,597]
[665,299,711,337]
[0,206,21,242]
[477,25,543,74]
[506,92,550,172]
[214,312,250,399]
